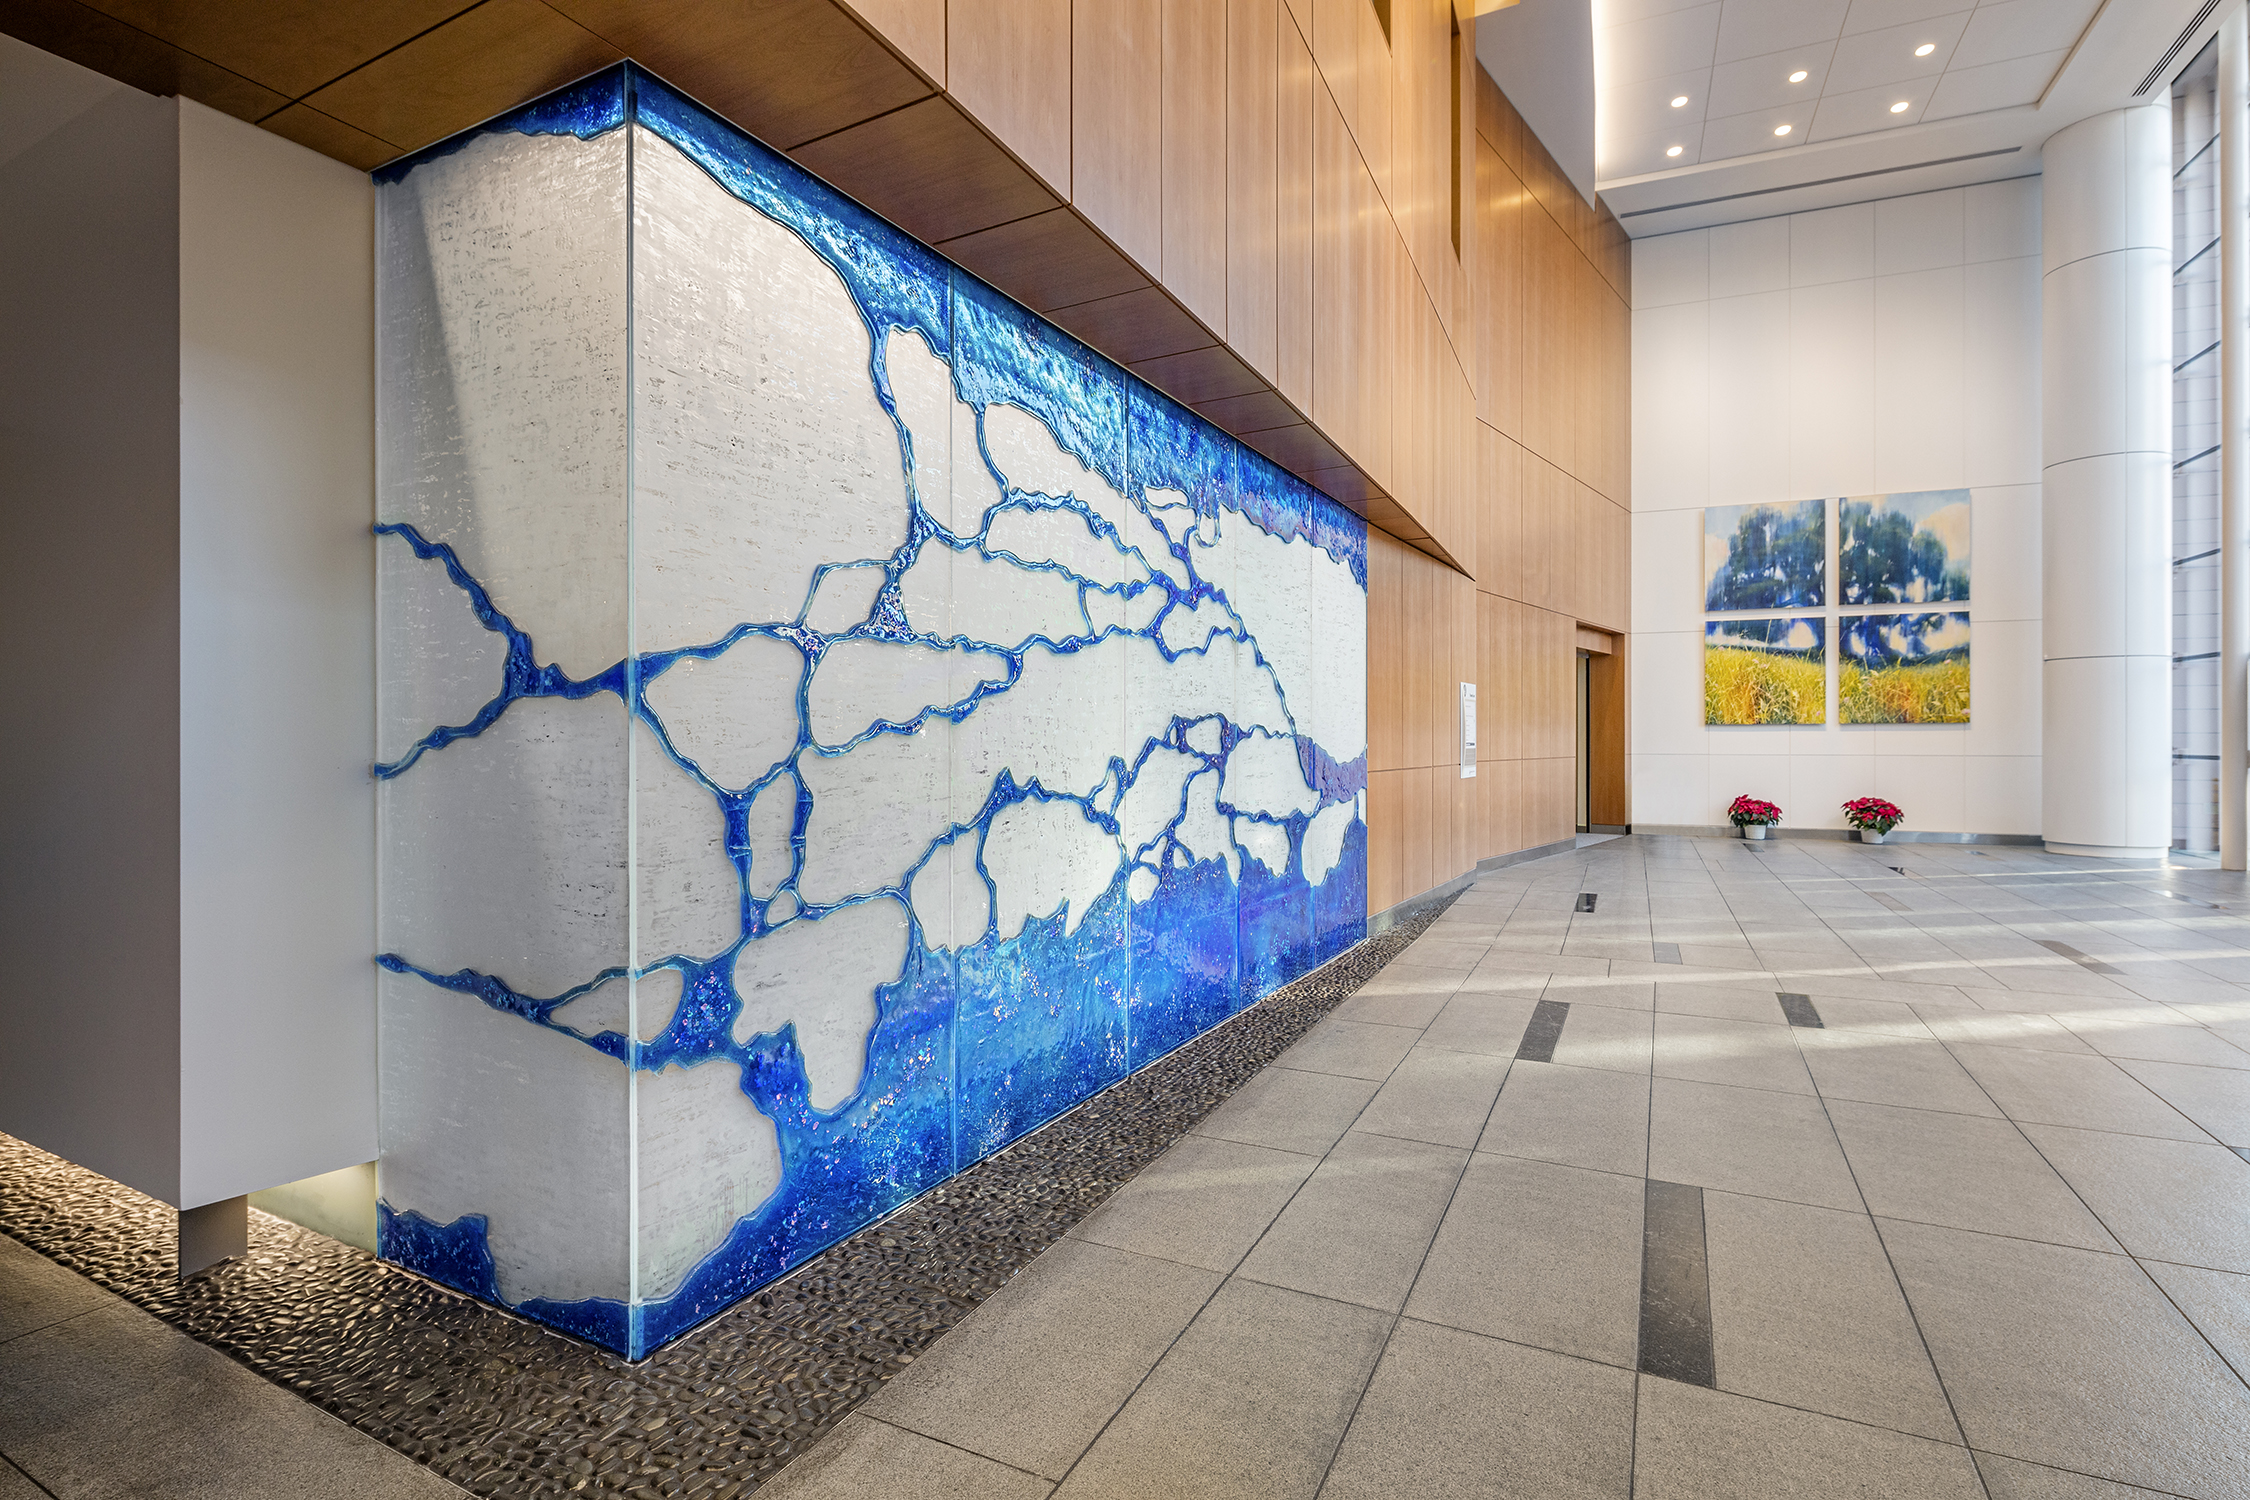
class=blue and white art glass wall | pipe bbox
[372,68,1368,1358]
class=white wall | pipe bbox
[178,99,377,1208]
[1629,180,2045,836]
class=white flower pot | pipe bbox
[1739,824,1769,840]
[1858,829,1886,844]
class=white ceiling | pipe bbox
[1593,0,2229,234]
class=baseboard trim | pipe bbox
[1631,825,2043,845]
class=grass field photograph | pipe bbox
[1705,617,1826,725]
[1839,613,1970,723]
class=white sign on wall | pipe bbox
[1460,681,1477,778]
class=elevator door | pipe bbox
[1576,651,1591,833]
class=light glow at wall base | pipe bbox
[373,66,1369,1358]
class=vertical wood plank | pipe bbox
[1277,7,1316,407]
[1163,0,1227,330]
[1366,768,1405,914]
[947,0,1072,190]
[1227,0,1280,382]
[1073,0,1163,269]
[849,0,948,83]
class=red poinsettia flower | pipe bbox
[1842,797,1904,832]
[1728,794,1782,826]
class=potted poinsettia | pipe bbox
[1728,795,1782,840]
[1843,797,1903,843]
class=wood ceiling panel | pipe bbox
[934,207,1149,312]
[1046,285,1210,366]
[0,0,287,121]
[1128,343,1263,407]
[301,0,617,154]
[76,0,470,100]
[554,0,931,151]
[791,95,1057,248]
[260,102,398,168]
[1192,388,1298,436]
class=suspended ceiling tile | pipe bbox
[299,0,617,154]
[1599,64,1713,141]
[0,0,286,122]
[1824,10,1968,93]
[1598,3,1723,87]
[1924,49,2066,121]
[76,0,471,100]
[1713,0,1849,65]
[1809,79,1934,142]
[1598,126,1702,180]
[551,0,931,153]
[1840,0,1968,37]
[1707,43,1837,117]
[1952,0,2102,70]
[1698,100,1815,158]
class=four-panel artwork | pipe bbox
[1703,492,1970,726]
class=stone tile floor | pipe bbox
[7,834,2250,1497]
[759,835,2250,1498]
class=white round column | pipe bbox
[2042,103,2173,858]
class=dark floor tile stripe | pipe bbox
[1638,1179,1716,1388]
[1516,1000,1571,1063]
[1574,892,1598,913]
[1652,942,1682,964]
[1776,992,1823,1028]
[1870,891,1911,912]
[2035,939,2124,976]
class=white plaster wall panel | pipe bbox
[635,1057,781,1300]
[378,543,504,766]
[382,694,627,998]
[1707,291,1794,505]
[633,719,744,965]
[1788,279,1876,498]
[1709,750,1791,822]
[378,968,627,1305]
[644,636,808,792]
[1872,267,1965,494]
[1630,631,1704,756]
[2041,248,2171,462]
[797,723,952,904]
[2041,106,2170,272]
[1708,216,1791,297]
[2042,655,2170,849]
[2042,454,2169,661]
[729,895,909,1107]
[1631,507,1704,633]
[376,129,627,681]
[1964,755,2042,835]
[1631,301,1710,513]
[1872,754,1968,840]
[1964,177,2040,264]
[1633,226,1710,308]
[1631,753,1706,826]
[807,639,1007,746]
[1962,618,2041,757]
[1962,257,2042,488]
[1790,202,1875,286]
[1970,487,2042,621]
[630,129,909,653]
[1875,189,1964,276]
[1788,751,1876,832]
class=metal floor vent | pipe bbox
[1574,893,1598,913]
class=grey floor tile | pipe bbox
[1318,1320,1633,1500]
[1703,1192,1958,1442]
[1800,993,1938,1037]
[1826,1100,2120,1252]
[1654,982,1792,1026]
[1971,1451,2179,1499]
[1540,974,1657,1010]
[1647,1076,1863,1211]
[867,1239,1219,1479]
[1276,1019,1419,1081]
[760,1414,1052,1499]
[0,1301,466,1500]
[1331,964,1462,1029]
[1192,1067,1381,1157]
[1631,1380,1985,1499]
[2019,1125,2250,1274]
[1051,1279,1389,1500]
[1478,1060,1650,1177]
[1414,988,1541,1058]
[1915,1007,2100,1054]
[1450,963,1552,997]
[2057,1014,2250,1070]
[2139,1260,2250,1380]
[1353,1047,1510,1150]
[1235,1132,1467,1313]
[1404,1155,1643,1366]
[0,1232,107,1344]
[1797,1030,2004,1117]
[0,1459,42,1500]
[1069,1133,1317,1273]
[2115,1058,2250,1145]
[1947,1044,2214,1140]
[1396,937,1492,974]
[1653,1012,1816,1095]
[1547,1003,1653,1075]
[1878,1218,2250,1495]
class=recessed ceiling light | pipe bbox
[1789,70,1809,83]
[1667,145,1684,157]
[1672,95,1689,107]
[1915,42,1935,56]
[1890,100,1910,113]
[1775,123,1792,136]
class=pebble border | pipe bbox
[0,889,1458,1499]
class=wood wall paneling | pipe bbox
[1162,0,1227,331]
[946,0,1072,191]
[1227,0,1281,383]
[1276,10,1317,410]
[1071,0,1163,271]
[843,0,947,83]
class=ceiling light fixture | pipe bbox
[1890,100,1909,113]
[1915,42,1935,56]
[1672,95,1689,107]
[1789,69,1809,82]
[1667,145,1684,156]
[1775,123,1792,136]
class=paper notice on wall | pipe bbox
[1460,682,1477,779]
